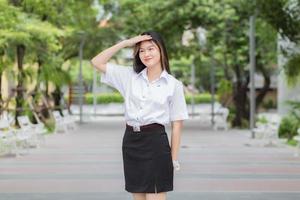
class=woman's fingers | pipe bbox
[139,35,152,42]
[126,35,152,46]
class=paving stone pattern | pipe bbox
[1,117,300,200]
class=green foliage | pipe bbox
[284,53,300,86]
[278,115,300,140]
[286,100,300,120]
[256,115,268,124]
[43,117,56,133]
[257,0,300,43]
[83,92,218,105]
[169,57,192,85]
[185,93,219,104]
[69,60,95,83]
[261,98,276,110]
[287,139,298,146]
[85,93,124,104]
[112,0,278,127]
[279,100,300,140]
[258,0,300,85]
[1,0,298,128]
[217,79,232,106]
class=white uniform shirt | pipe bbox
[100,63,189,126]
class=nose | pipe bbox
[144,50,151,57]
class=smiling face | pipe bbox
[138,40,161,69]
[133,31,170,74]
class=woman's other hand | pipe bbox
[172,160,180,171]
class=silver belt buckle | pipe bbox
[133,125,140,132]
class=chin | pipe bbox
[144,62,159,68]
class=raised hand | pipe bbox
[124,35,152,47]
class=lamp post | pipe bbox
[182,29,196,117]
[78,31,86,123]
[210,52,216,126]
[196,27,215,125]
[93,65,97,116]
[249,15,256,138]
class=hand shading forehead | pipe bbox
[139,40,158,50]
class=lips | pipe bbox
[144,58,152,61]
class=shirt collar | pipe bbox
[136,68,169,83]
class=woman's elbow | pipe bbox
[90,58,106,73]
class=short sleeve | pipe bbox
[169,81,189,121]
[100,63,132,96]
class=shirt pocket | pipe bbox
[150,84,171,105]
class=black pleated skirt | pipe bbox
[122,123,174,193]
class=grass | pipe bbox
[287,139,298,147]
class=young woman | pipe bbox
[91,31,189,200]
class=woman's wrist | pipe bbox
[118,39,130,48]
[171,152,178,161]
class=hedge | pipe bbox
[82,92,219,104]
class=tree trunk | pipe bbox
[52,87,62,114]
[232,64,250,127]
[34,57,43,94]
[232,83,249,126]
[45,80,49,98]
[255,66,271,111]
[15,44,26,122]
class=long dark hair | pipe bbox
[133,31,171,74]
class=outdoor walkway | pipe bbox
[1,117,300,200]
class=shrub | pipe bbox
[262,98,276,109]
[256,115,268,124]
[83,93,218,104]
[217,79,232,106]
[185,93,219,104]
[278,115,300,140]
[85,93,124,104]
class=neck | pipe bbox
[146,65,163,81]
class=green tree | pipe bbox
[0,0,115,118]
[13,0,119,110]
[0,0,19,112]
[112,0,278,127]
[258,0,300,85]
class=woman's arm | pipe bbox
[171,120,183,161]
[90,35,152,73]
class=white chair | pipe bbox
[62,109,77,130]
[253,122,268,139]
[16,116,38,148]
[0,119,19,156]
[17,115,47,147]
[0,118,32,156]
[255,113,281,140]
[52,111,71,134]
[213,107,229,130]
[253,113,282,147]
[1,111,15,125]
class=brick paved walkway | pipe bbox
[1,117,300,200]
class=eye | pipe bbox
[149,47,154,51]
[139,49,144,53]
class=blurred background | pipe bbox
[1,1,300,199]
[0,0,300,146]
